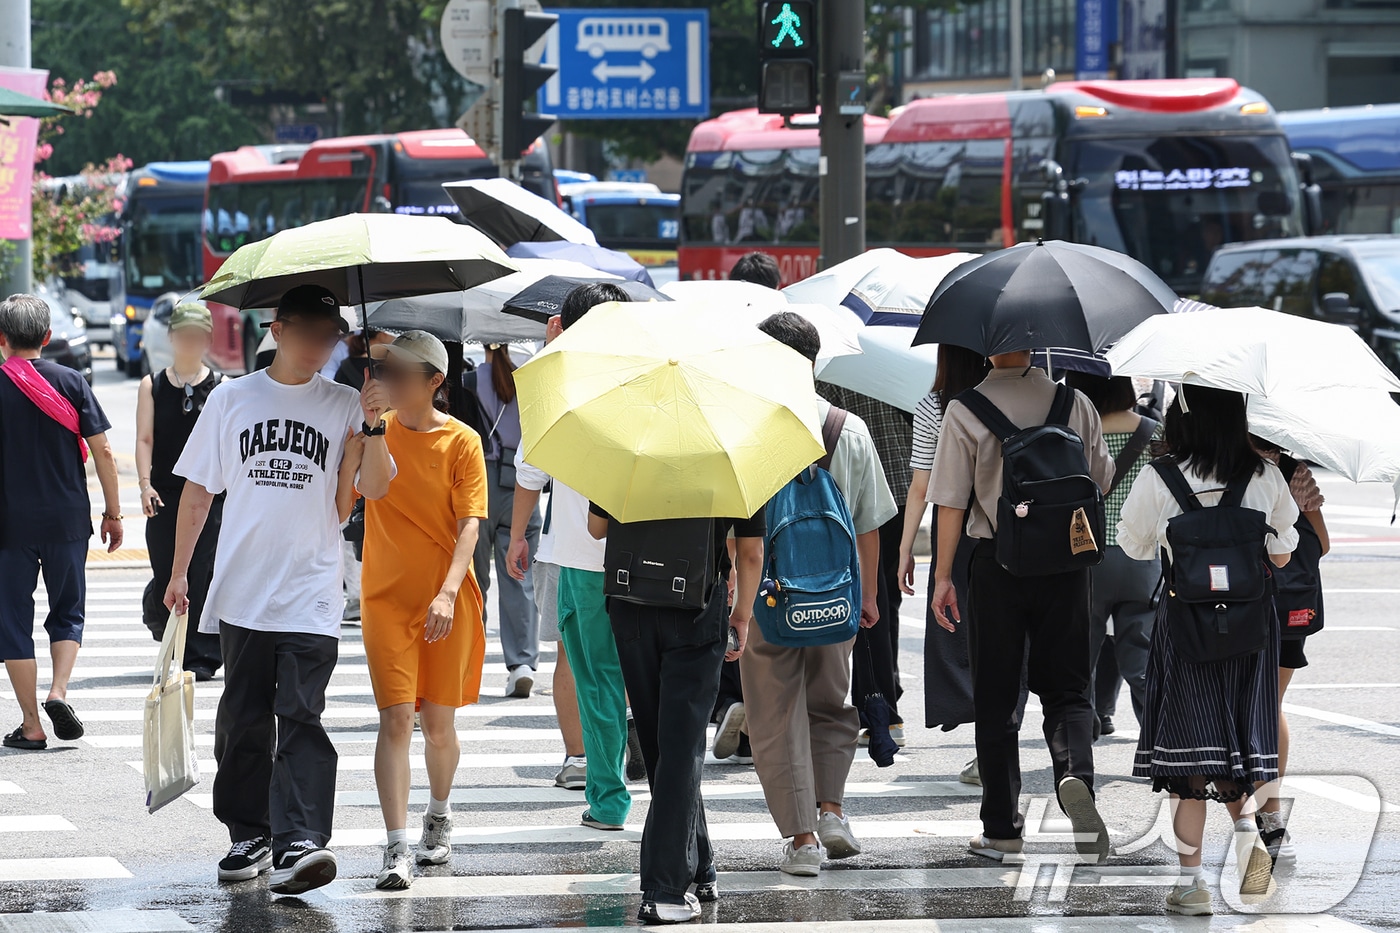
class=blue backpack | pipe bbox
[752,407,861,648]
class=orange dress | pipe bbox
[361,413,489,709]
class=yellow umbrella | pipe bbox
[515,301,824,522]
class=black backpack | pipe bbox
[603,517,715,611]
[1154,460,1276,664]
[1275,514,1324,639]
[957,384,1106,577]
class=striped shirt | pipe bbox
[910,391,942,472]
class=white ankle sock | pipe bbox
[428,796,451,817]
[1179,864,1203,886]
[1234,817,1257,834]
[387,828,409,847]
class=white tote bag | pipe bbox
[143,609,200,813]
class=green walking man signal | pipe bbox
[770,3,804,48]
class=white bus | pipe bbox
[576,16,671,59]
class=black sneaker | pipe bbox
[693,862,718,903]
[218,836,273,882]
[267,841,338,895]
[625,711,648,783]
[1099,714,1116,736]
[731,733,753,765]
[189,665,217,683]
[639,892,700,923]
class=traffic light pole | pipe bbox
[818,0,864,270]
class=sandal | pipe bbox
[3,727,46,751]
[42,699,84,741]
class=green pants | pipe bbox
[557,567,631,825]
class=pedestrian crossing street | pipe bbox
[0,572,1388,931]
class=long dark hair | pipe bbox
[934,344,992,409]
[487,344,517,404]
[1064,373,1137,415]
[1161,384,1264,484]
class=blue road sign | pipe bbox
[1076,0,1119,80]
[540,8,709,120]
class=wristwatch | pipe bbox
[362,420,386,437]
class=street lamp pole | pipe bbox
[1010,0,1024,91]
[818,0,866,270]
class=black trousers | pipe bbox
[851,515,904,724]
[213,621,339,853]
[609,592,727,901]
[142,487,223,671]
[967,542,1095,840]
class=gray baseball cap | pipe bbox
[369,329,449,375]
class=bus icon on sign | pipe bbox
[577,16,671,59]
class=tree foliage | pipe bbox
[32,0,260,175]
[122,0,481,137]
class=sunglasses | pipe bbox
[181,382,196,414]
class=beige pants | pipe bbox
[739,623,860,837]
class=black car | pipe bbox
[1200,234,1400,376]
[40,294,94,384]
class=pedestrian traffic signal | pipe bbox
[758,1,817,115]
[501,7,558,160]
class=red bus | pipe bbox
[681,79,1307,294]
[202,129,556,372]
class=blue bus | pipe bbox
[1280,104,1400,237]
[111,161,210,377]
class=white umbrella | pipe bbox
[1105,305,1400,396]
[657,279,860,368]
[1248,388,1400,490]
[444,178,598,248]
[782,251,976,412]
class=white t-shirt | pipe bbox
[175,371,362,636]
[1117,459,1300,563]
[515,449,605,573]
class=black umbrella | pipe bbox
[855,632,899,768]
[913,240,1176,357]
[502,276,671,324]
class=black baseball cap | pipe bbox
[259,284,348,332]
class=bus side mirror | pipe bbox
[1322,292,1359,320]
[1292,152,1324,234]
[1039,159,1071,241]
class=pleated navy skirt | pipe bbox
[1133,596,1280,800]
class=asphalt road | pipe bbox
[1,353,1398,932]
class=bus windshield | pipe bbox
[204,179,367,255]
[586,202,680,245]
[125,194,204,297]
[1069,133,1303,294]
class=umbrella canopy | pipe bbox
[444,178,598,248]
[658,279,861,369]
[1248,388,1400,489]
[364,257,626,342]
[817,327,940,413]
[505,276,670,324]
[200,213,515,310]
[914,240,1176,356]
[1105,305,1400,395]
[515,300,825,522]
[507,241,655,286]
[781,248,911,308]
[0,86,72,118]
[840,252,978,326]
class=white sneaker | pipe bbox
[1165,879,1213,916]
[506,665,534,698]
[959,757,981,786]
[555,755,587,791]
[712,702,746,760]
[375,842,412,890]
[638,892,701,923]
[418,811,452,865]
[780,841,825,877]
[816,811,862,859]
[968,833,1024,861]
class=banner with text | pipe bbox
[0,68,48,241]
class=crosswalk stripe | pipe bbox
[0,781,23,794]
[84,728,570,748]
[321,818,990,848]
[320,864,1184,901]
[0,816,75,833]
[0,857,131,881]
[436,919,1374,933]
[33,704,560,721]
[0,910,194,932]
[20,662,555,678]
[182,780,982,810]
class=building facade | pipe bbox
[906,0,1400,111]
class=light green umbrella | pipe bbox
[200,212,517,310]
[0,86,73,119]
